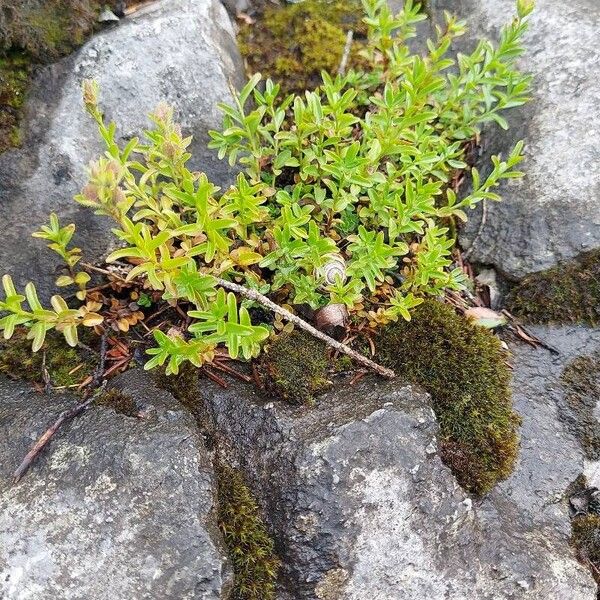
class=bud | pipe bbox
[82,79,99,111]
[516,0,535,18]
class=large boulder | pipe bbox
[0,370,232,599]
[428,0,600,280]
[200,375,596,599]
[0,0,244,301]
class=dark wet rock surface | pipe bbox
[200,374,596,599]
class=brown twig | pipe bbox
[212,360,253,383]
[12,334,109,484]
[215,278,396,378]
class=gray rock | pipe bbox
[0,370,232,599]
[428,0,600,279]
[0,0,244,301]
[201,375,595,599]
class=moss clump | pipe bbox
[376,299,519,495]
[0,1,102,59]
[0,327,94,387]
[506,250,600,325]
[0,0,106,153]
[96,388,138,417]
[572,515,600,587]
[216,464,280,600]
[0,51,32,152]
[257,330,330,405]
[238,0,367,94]
[560,353,600,460]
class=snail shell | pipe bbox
[319,255,347,286]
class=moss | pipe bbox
[506,250,600,325]
[376,299,519,496]
[96,388,138,417]
[257,330,331,405]
[0,0,106,154]
[0,51,32,152]
[572,515,600,588]
[216,464,280,600]
[238,0,367,94]
[559,353,600,460]
[0,327,94,388]
[0,1,102,59]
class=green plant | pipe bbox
[0,0,533,374]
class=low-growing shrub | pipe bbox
[0,0,534,376]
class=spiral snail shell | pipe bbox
[318,255,347,286]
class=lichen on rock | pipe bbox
[376,299,519,495]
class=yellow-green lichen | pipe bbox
[0,327,94,388]
[216,463,280,600]
[257,330,331,405]
[506,250,600,325]
[376,299,519,496]
[238,0,367,94]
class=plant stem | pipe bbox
[216,278,396,379]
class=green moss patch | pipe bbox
[0,51,32,152]
[560,353,600,460]
[238,0,367,94]
[257,330,331,405]
[216,464,280,600]
[0,327,94,388]
[376,299,519,496]
[572,514,600,588]
[0,0,105,153]
[506,250,600,325]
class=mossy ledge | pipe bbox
[256,330,331,405]
[238,0,367,95]
[0,327,94,388]
[216,463,281,600]
[506,249,600,325]
[376,299,519,496]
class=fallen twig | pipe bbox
[216,278,396,378]
[13,383,107,484]
[12,334,109,484]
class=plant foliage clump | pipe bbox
[376,300,519,495]
[0,0,534,375]
[217,464,280,600]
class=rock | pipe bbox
[428,0,600,280]
[0,370,232,599]
[200,375,596,598]
[0,0,244,301]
